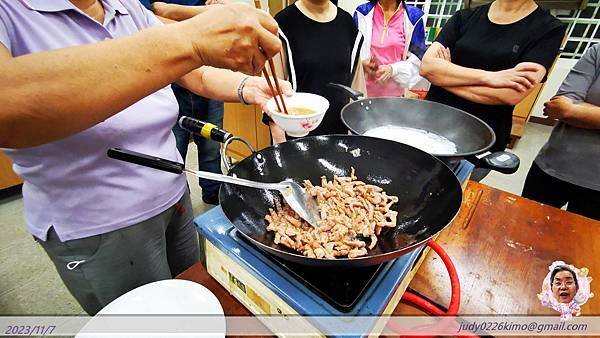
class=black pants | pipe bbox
[522,162,600,221]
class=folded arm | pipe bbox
[421,42,546,105]
[419,42,490,87]
[445,70,544,106]
[549,45,600,128]
[544,96,600,129]
[566,102,600,129]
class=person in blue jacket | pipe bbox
[354,0,426,97]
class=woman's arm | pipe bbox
[565,102,600,129]
[158,5,291,109]
[541,45,600,128]
[180,53,293,143]
[152,2,216,21]
[269,122,287,144]
[420,42,541,92]
[0,3,280,149]
[445,85,535,106]
[352,56,368,94]
[419,42,489,87]
[0,26,197,149]
[177,67,293,111]
[556,45,598,102]
[445,63,545,105]
[543,97,600,129]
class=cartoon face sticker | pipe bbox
[552,270,578,304]
[538,261,594,321]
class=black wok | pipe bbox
[217,135,462,268]
[107,123,463,269]
[330,84,520,174]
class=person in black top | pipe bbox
[420,0,565,160]
[267,0,364,143]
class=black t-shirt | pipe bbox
[275,4,359,136]
[425,4,565,151]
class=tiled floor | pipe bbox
[0,122,553,315]
[481,122,553,195]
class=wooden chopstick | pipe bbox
[253,1,289,115]
[261,59,289,115]
[267,58,289,115]
[262,68,284,114]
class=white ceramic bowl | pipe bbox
[76,279,225,338]
[266,92,329,137]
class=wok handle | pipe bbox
[327,83,364,101]
[184,168,287,191]
[221,136,256,173]
[178,117,232,143]
[107,148,287,191]
[107,148,184,174]
[467,151,520,174]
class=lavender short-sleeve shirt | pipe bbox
[0,0,187,241]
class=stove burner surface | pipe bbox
[234,231,384,312]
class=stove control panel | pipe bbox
[205,240,326,337]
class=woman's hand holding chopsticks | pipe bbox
[240,76,294,112]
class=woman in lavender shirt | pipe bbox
[0,0,290,314]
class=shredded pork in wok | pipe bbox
[265,168,399,259]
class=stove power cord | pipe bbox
[386,240,479,337]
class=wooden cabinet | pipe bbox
[223,103,271,160]
[509,83,544,148]
[0,150,22,190]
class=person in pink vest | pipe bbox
[354,0,427,97]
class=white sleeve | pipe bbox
[390,53,422,89]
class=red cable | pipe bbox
[385,240,478,337]
[401,291,445,316]
[424,240,461,315]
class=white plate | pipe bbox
[77,279,225,338]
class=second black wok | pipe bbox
[331,84,520,174]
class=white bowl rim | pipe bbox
[267,92,329,119]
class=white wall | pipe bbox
[338,0,365,15]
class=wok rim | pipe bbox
[218,135,464,267]
[340,96,496,158]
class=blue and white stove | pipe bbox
[194,161,473,337]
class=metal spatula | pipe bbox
[107,148,321,227]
